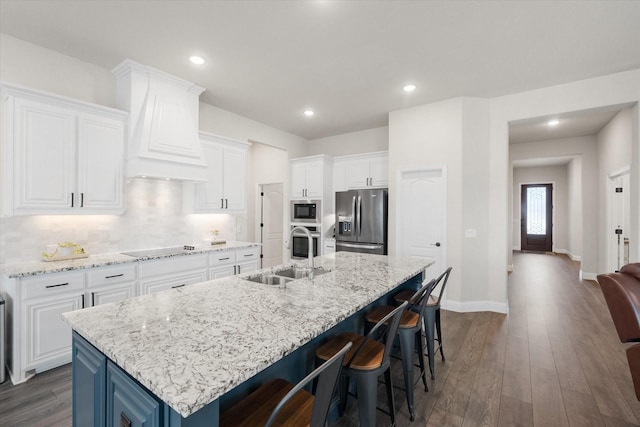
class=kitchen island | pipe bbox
[62,252,433,426]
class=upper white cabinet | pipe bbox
[290,155,332,199]
[183,132,250,213]
[342,151,388,190]
[1,83,127,216]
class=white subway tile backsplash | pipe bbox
[0,178,247,264]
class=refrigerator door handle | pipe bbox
[357,195,362,236]
[336,242,383,250]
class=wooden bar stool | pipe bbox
[394,267,452,380]
[365,279,436,421]
[315,301,408,427]
[220,341,352,427]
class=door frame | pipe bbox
[607,166,630,272]
[518,181,555,252]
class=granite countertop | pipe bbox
[1,241,260,278]
[62,252,434,418]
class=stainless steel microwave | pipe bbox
[291,200,321,223]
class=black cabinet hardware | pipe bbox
[45,282,69,289]
[105,274,124,279]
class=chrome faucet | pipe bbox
[288,226,314,279]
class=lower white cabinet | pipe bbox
[208,247,260,279]
[138,254,208,295]
[87,264,137,306]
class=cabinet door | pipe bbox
[236,260,258,275]
[25,293,84,369]
[139,271,207,295]
[368,154,388,188]
[195,143,225,211]
[304,161,324,198]
[290,162,307,198]
[89,282,136,306]
[107,361,161,427]
[209,265,236,279]
[223,147,247,211]
[73,333,106,427]
[345,157,370,189]
[333,159,347,192]
[77,114,125,212]
[13,98,76,212]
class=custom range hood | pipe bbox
[112,59,208,181]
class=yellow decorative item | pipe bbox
[42,242,89,261]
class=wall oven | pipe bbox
[291,200,321,223]
[291,226,320,259]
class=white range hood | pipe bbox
[112,59,208,182]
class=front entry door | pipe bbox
[521,184,553,252]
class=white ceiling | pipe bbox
[1,1,639,140]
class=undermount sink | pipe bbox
[244,274,294,286]
[243,266,331,286]
[273,266,331,279]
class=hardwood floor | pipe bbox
[1,252,639,426]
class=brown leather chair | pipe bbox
[598,263,640,400]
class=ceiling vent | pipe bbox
[112,59,207,181]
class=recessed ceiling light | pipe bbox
[189,56,205,65]
[304,110,314,117]
[547,119,560,126]
[403,84,416,92]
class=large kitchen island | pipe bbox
[62,252,433,426]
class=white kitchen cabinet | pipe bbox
[343,152,388,189]
[323,238,336,255]
[290,156,332,199]
[333,158,347,192]
[138,254,208,295]
[208,247,260,278]
[87,264,137,306]
[183,132,250,213]
[1,83,127,216]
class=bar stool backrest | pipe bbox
[432,267,453,306]
[410,278,438,325]
[265,341,353,427]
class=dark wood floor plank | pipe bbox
[530,363,570,426]
[462,359,503,427]
[498,394,534,427]
[561,388,605,427]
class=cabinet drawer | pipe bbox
[208,250,237,267]
[236,247,260,262]
[23,271,85,299]
[88,264,136,288]
[138,254,207,278]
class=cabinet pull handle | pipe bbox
[225,198,228,209]
[105,274,124,279]
[233,265,237,275]
[237,265,241,274]
[80,192,84,207]
[243,254,253,257]
[219,257,230,261]
[91,292,95,307]
[172,284,186,288]
[71,193,74,207]
[120,413,132,427]
[221,198,224,209]
[81,294,85,309]
[46,282,69,289]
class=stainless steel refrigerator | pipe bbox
[335,188,388,255]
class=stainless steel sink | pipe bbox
[244,274,294,287]
[273,266,331,279]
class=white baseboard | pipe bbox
[580,270,598,281]
[442,299,509,314]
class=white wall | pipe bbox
[597,108,633,272]
[307,126,388,157]
[512,165,568,252]
[0,34,311,264]
[567,157,583,260]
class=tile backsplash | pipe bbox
[0,178,247,264]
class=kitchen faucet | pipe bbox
[288,226,314,280]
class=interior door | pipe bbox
[521,184,553,252]
[397,168,446,282]
[260,183,284,268]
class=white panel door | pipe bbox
[14,98,76,212]
[78,114,125,211]
[261,183,284,268]
[397,168,446,282]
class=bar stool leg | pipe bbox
[338,374,349,416]
[424,308,436,380]
[416,329,429,392]
[356,374,379,427]
[398,329,416,420]
[436,308,445,361]
[384,368,396,427]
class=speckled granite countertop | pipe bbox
[1,241,260,278]
[62,252,433,418]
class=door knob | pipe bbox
[431,242,441,247]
